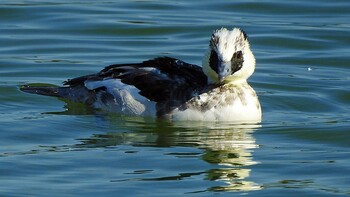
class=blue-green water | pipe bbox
[1,0,350,196]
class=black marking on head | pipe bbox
[209,50,219,74]
[241,30,248,40]
[210,34,219,47]
[231,50,244,74]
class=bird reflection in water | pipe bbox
[72,115,263,192]
[198,127,261,192]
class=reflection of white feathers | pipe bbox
[172,122,262,191]
[200,128,261,191]
[194,124,260,167]
[71,118,262,192]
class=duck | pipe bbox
[21,28,262,123]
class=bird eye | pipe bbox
[231,51,244,74]
[232,51,243,62]
[209,50,219,73]
[236,51,242,59]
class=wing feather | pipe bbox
[64,57,208,103]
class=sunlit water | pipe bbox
[1,0,349,196]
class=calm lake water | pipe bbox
[1,0,350,196]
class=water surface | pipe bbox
[1,0,350,196]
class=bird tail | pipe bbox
[20,83,94,105]
[20,84,61,97]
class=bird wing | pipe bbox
[64,57,208,104]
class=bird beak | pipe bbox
[218,61,232,82]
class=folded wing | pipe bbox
[65,57,208,103]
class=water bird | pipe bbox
[21,28,262,123]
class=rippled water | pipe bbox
[1,0,350,196]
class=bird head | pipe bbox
[202,28,256,84]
